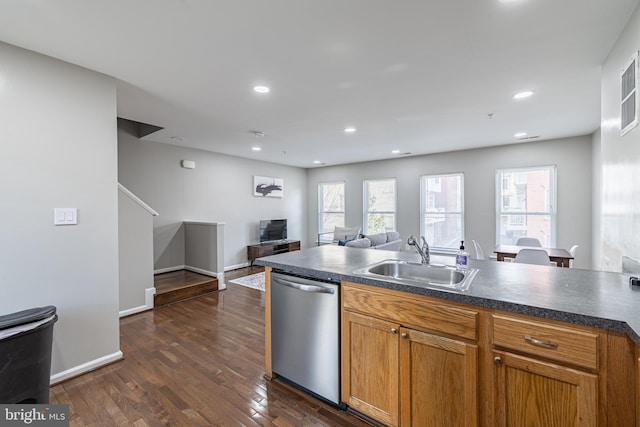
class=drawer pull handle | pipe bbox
[401,333,408,339]
[524,335,558,349]
[391,328,397,334]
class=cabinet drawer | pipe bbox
[342,283,478,341]
[493,314,598,370]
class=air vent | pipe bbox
[621,52,638,136]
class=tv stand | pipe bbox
[247,240,300,266]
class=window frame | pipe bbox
[363,178,397,234]
[495,165,557,247]
[419,172,465,253]
[317,181,346,237]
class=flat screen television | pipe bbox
[259,219,287,242]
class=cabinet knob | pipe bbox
[401,333,408,339]
[390,328,397,334]
[494,356,502,365]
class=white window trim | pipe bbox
[420,173,465,253]
[495,165,557,247]
[363,178,397,234]
[318,181,346,235]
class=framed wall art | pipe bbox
[253,176,284,198]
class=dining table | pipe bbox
[494,244,574,268]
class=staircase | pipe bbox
[154,270,218,307]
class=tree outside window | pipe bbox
[318,182,345,236]
[364,179,396,234]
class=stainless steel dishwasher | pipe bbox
[270,271,341,406]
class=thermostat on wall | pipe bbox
[181,160,195,169]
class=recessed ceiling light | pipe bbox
[313,160,322,164]
[254,85,270,94]
[252,146,262,151]
[514,132,527,138]
[391,150,401,154]
[513,90,534,100]
[344,127,356,133]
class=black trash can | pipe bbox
[0,306,58,404]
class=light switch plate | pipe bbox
[54,208,77,225]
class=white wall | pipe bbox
[118,188,155,315]
[591,129,603,269]
[0,42,121,378]
[308,136,593,269]
[598,5,640,272]
[117,127,308,269]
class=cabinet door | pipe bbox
[342,311,400,426]
[400,327,478,427]
[493,350,597,427]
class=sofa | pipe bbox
[317,225,362,246]
[344,231,402,251]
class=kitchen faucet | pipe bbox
[407,235,430,264]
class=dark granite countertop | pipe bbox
[255,245,640,344]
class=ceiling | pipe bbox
[0,0,638,168]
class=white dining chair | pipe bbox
[516,237,542,247]
[568,245,578,267]
[513,248,551,266]
[472,240,486,260]
[569,245,578,257]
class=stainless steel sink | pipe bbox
[353,260,479,292]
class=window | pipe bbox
[420,173,464,251]
[363,179,396,234]
[496,166,556,247]
[318,182,345,236]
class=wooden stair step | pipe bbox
[154,270,218,307]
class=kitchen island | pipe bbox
[256,245,640,426]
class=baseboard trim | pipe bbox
[153,265,225,290]
[184,265,217,277]
[154,265,186,275]
[119,287,155,318]
[50,350,123,385]
[119,305,148,318]
[225,262,251,271]
[145,287,155,307]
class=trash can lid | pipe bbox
[0,306,57,331]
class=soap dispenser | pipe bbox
[456,241,469,271]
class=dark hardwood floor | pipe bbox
[154,270,219,307]
[49,267,370,426]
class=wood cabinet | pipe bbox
[491,314,600,427]
[342,310,400,426]
[492,350,597,426]
[247,240,300,265]
[339,282,637,426]
[341,282,479,426]
[400,327,478,427]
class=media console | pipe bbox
[247,240,300,266]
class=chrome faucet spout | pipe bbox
[407,235,430,264]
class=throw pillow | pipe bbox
[338,236,356,246]
[386,231,400,242]
[345,237,372,248]
[365,233,387,247]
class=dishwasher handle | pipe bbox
[272,276,336,294]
